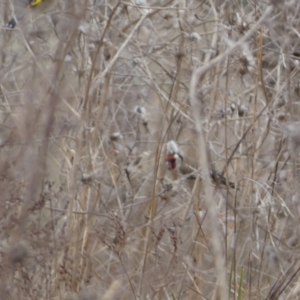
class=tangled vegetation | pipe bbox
[0,0,300,299]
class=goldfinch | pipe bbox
[29,0,44,7]
[6,0,53,28]
[165,140,236,189]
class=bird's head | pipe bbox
[165,140,183,170]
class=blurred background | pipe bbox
[0,0,300,299]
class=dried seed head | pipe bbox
[238,104,248,117]
[277,112,286,121]
[162,12,173,20]
[64,54,72,62]
[287,235,299,248]
[226,103,236,116]
[189,32,201,42]
[81,173,93,184]
[218,109,225,118]
[235,12,249,33]
[294,81,300,97]
[228,12,237,26]
[135,0,148,5]
[275,95,286,108]
[239,56,249,75]
[134,106,149,128]
[110,132,123,141]
[6,18,16,29]
[230,103,236,112]
[78,22,89,34]
[133,57,141,65]
[134,106,146,116]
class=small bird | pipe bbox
[165,140,236,189]
[6,0,53,29]
[29,0,44,7]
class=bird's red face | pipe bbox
[165,154,177,170]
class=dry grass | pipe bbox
[1,0,300,299]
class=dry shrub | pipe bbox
[0,0,300,299]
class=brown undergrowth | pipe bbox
[0,0,300,299]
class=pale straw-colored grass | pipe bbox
[0,0,300,299]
